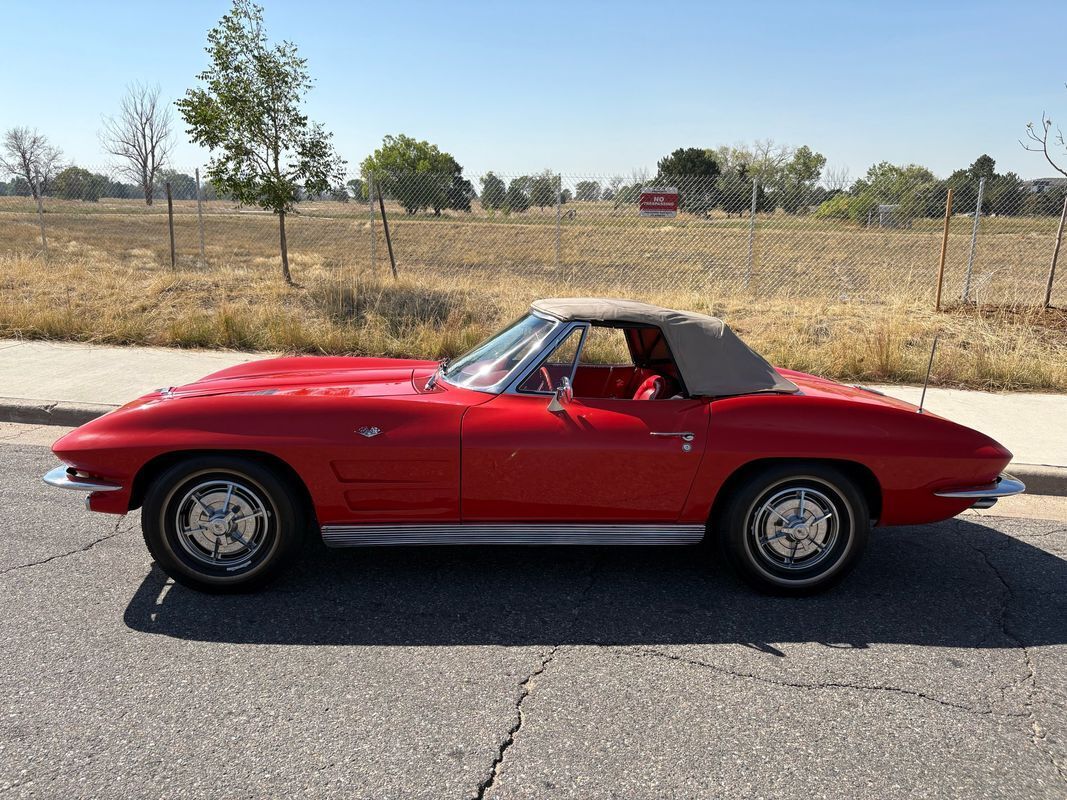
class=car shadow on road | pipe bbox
[123,518,1067,650]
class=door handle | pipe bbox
[650,431,695,442]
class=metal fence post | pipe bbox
[368,175,376,274]
[195,168,206,264]
[744,179,758,289]
[962,176,985,302]
[554,174,562,268]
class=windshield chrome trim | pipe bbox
[504,321,589,396]
[438,310,564,395]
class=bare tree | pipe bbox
[101,83,173,205]
[0,127,63,199]
[822,164,852,193]
[629,166,650,184]
[749,139,794,185]
[712,140,794,187]
[1023,107,1067,179]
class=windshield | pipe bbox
[442,313,559,392]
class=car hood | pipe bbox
[150,355,440,401]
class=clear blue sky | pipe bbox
[3,0,1066,180]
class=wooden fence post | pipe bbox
[1045,195,1067,309]
[376,182,398,280]
[34,173,48,254]
[165,181,176,269]
[195,168,206,265]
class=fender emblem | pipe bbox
[357,426,382,438]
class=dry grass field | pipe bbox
[1,195,1063,304]
[1,197,1065,391]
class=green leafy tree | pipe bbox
[103,179,139,199]
[504,178,530,213]
[1024,185,1067,216]
[945,156,1025,216]
[177,0,345,284]
[968,154,996,182]
[480,172,506,210]
[814,161,937,223]
[778,145,826,214]
[560,188,572,204]
[360,134,468,216]
[346,177,365,200]
[154,169,199,200]
[8,176,32,196]
[716,164,769,216]
[654,147,720,216]
[529,171,557,211]
[574,180,600,202]
[613,181,643,207]
[985,172,1025,216]
[51,166,107,201]
[813,192,854,220]
[447,174,474,212]
[601,176,623,202]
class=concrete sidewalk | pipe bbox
[1,338,1063,494]
[0,339,263,425]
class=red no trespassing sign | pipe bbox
[639,187,679,217]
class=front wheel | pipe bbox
[716,463,870,594]
[141,456,306,593]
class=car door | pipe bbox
[461,392,710,522]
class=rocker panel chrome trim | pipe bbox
[320,523,705,547]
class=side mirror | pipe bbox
[547,376,573,413]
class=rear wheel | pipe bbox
[716,463,870,594]
[141,456,306,593]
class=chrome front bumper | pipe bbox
[43,465,123,493]
[934,473,1025,509]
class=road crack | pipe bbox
[0,516,129,577]
[472,646,559,800]
[470,556,603,799]
[965,530,1067,784]
[619,645,1015,718]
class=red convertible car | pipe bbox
[44,298,1023,594]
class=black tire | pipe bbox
[141,455,306,593]
[715,463,870,594]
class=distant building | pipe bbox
[866,203,910,229]
[1023,177,1067,194]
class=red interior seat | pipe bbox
[632,374,664,400]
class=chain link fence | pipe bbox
[1,166,1065,306]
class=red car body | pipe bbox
[50,355,1011,530]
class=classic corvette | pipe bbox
[44,298,1023,594]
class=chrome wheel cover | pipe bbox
[172,478,272,570]
[748,485,839,572]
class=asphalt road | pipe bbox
[1,435,1065,799]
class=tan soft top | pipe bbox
[530,298,798,397]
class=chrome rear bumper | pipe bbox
[43,466,123,493]
[934,473,1025,509]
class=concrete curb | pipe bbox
[0,398,118,428]
[1008,464,1067,498]
[2,397,1065,497]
